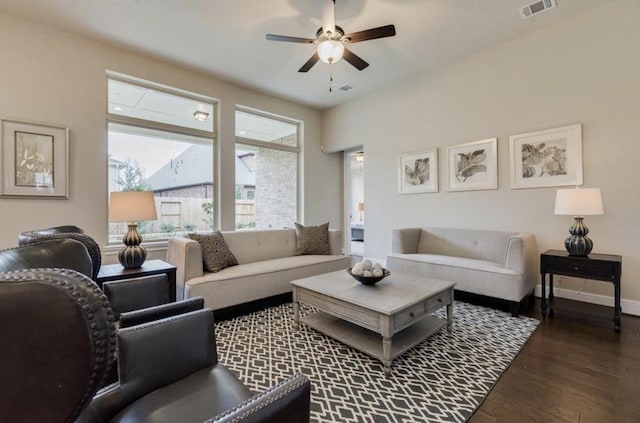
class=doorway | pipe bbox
[345,149,364,257]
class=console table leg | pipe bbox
[446,303,453,332]
[540,273,547,318]
[549,274,554,317]
[614,280,622,333]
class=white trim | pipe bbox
[534,284,640,316]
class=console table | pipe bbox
[97,259,177,302]
[540,250,622,333]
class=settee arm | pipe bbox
[208,373,311,423]
[166,237,204,301]
[328,229,343,255]
[391,228,422,254]
[505,233,538,290]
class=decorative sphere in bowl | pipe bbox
[347,267,391,285]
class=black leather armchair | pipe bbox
[0,268,116,422]
[77,309,311,423]
[19,225,102,280]
[18,225,173,317]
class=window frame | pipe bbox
[105,72,218,249]
[234,106,302,230]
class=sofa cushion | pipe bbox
[295,222,330,255]
[185,255,352,310]
[386,253,527,302]
[188,232,238,273]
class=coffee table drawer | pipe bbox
[395,302,427,329]
[426,289,451,314]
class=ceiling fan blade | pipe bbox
[321,0,336,37]
[298,53,320,72]
[266,34,316,44]
[342,48,369,71]
[343,24,396,44]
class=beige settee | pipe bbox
[166,228,351,310]
[386,227,537,316]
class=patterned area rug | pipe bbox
[215,301,539,423]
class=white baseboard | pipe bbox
[534,285,640,317]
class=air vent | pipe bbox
[339,85,352,92]
[520,0,556,19]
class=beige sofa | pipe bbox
[166,228,351,310]
[386,227,537,316]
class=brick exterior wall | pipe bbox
[155,184,213,198]
[254,134,297,229]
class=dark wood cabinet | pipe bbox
[540,250,622,333]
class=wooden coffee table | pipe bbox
[291,270,455,376]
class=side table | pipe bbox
[540,249,622,333]
[97,259,177,302]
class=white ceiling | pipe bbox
[0,0,617,110]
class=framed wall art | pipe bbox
[447,138,498,192]
[399,148,438,194]
[1,118,69,198]
[509,124,582,189]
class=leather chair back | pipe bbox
[0,268,116,423]
[19,225,102,280]
[0,238,93,278]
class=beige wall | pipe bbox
[323,0,640,307]
[0,11,343,259]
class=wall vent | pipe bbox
[339,85,352,92]
[520,0,556,19]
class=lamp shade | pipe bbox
[317,40,344,64]
[554,188,603,216]
[109,191,158,222]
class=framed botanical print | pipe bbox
[399,148,438,194]
[0,118,69,198]
[509,124,582,189]
[447,138,498,192]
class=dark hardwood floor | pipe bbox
[470,298,640,423]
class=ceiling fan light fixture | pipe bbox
[317,40,344,64]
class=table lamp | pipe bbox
[109,191,158,269]
[554,187,603,257]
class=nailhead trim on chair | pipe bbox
[205,372,309,423]
[1,268,116,421]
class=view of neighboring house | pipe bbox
[142,145,257,231]
[107,155,126,193]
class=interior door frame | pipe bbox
[343,147,364,256]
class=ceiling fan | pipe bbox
[265,0,396,73]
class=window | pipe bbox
[235,108,300,230]
[107,74,217,243]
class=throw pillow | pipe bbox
[188,231,238,273]
[295,222,330,255]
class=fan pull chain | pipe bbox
[329,64,334,93]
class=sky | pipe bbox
[109,132,191,177]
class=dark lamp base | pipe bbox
[564,216,593,257]
[118,245,147,269]
[118,223,147,269]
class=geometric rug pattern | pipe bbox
[215,301,539,423]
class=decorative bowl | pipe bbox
[346,267,391,285]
